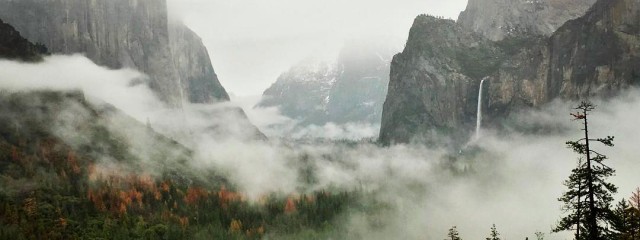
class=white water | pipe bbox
[475,78,487,139]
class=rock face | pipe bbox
[485,0,640,124]
[0,0,229,106]
[169,22,230,104]
[0,18,47,62]
[258,43,392,126]
[458,0,596,41]
[380,0,640,145]
[380,15,505,145]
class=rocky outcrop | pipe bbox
[480,37,551,126]
[547,0,640,97]
[0,0,229,106]
[169,22,230,104]
[0,0,181,105]
[380,15,504,145]
[380,0,640,145]
[458,0,596,41]
[485,0,640,124]
[0,18,47,62]
[258,43,392,126]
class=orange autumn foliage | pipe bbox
[161,181,171,192]
[86,173,155,215]
[67,150,81,174]
[154,189,162,200]
[87,189,106,211]
[58,218,68,228]
[179,216,189,230]
[218,186,243,209]
[185,186,208,205]
[284,197,297,214]
[117,202,127,215]
[131,174,154,191]
[128,189,144,207]
[246,225,265,237]
[118,191,132,206]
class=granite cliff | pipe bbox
[380,0,640,145]
[169,21,230,104]
[0,0,229,106]
[379,16,505,144]
[485,0,640,126]
[458,0,596,41]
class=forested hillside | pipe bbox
[0,91,365,239]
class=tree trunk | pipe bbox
[583,107,597,239]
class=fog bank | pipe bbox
[1,55,639,239]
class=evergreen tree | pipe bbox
[486,224,501,240]
[446,226,462,240]
[556,158,588,239]
[612,190,640,240]
[554,101,617,240]
[612,200,640,240]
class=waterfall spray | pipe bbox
[475,78,487,139]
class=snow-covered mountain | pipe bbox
[257,42,394,127]
[257,60,338,125]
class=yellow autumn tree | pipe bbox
[229,219,242,234]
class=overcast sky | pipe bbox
[168,0,469,96]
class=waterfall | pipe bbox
[475,78,487,139]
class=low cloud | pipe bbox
[288,122,379,140]
[0,54,163,122]
[1,55,639,240]
[235,95,379,141]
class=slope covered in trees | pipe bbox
[0,91,364,239]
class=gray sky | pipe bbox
[168,0,469,96]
